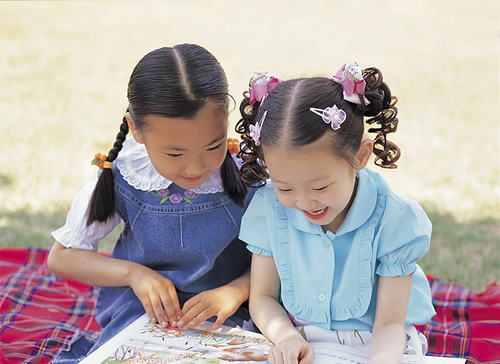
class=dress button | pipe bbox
[318,293,327,302]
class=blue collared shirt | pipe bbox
[240,168,436,331]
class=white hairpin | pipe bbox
[249,111,267,146]
[309,105,346,130]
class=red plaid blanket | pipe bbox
[0,247,499,363]
[0,248,102,364]
[415,275,500,363]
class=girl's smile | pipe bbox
[303,207,329,220]
[182,175,203,183]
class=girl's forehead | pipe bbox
[143,108,228,145]
[264,143,348,182]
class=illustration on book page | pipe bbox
[92,315,272,363]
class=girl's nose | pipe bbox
[184,158,205,176]
[296,195,317,211]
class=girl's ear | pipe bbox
[125,112,144,144]
[355,138,373,170]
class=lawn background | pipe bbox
[0,0,498,292]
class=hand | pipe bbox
[267,337,315,364]
[176,285,246,330]
[128,264,182,327]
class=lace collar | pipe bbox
[116,138,225,194]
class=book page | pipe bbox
[310,342,466,364]
[81,313,272,363]
[81,314,465,364]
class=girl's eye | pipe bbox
[313,186,328,192]
[208,143,223,151]
[278,188,292,193]
[166,153,183,158]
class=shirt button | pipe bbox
[323,239,330,248]
[318,293,327,302]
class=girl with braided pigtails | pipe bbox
[237,63,435,364]
[47,44,253,363]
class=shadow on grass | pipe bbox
[419,203,500,292]
[0,207,120,252]
[0,173,13,187]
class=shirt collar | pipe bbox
[116,137,225,194]
[286,168,378,236]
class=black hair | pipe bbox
[236,67,400,186]
[87,44,248,225]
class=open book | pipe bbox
[81,313,465,363]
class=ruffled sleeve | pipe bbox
[239,187,274,257]
[376,197,432,277]
[51,181,121,251]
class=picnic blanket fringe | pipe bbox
[1,247,499,364]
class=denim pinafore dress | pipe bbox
[91,164,250,347]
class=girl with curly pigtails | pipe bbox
[237,63,435,364]
[48,44,252,363]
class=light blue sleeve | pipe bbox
[239,186,273,256]
[376,197,432,277]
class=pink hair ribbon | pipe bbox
[332,62,369,105]
[249,72,284,106]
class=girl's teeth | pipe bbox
[309,208,325,215]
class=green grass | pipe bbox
[418,203,499,291]
[0,1,498,293]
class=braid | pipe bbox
[220,150,249,207]
[363,67,401,169]
[235,91,269,186]
[86,116,129,225]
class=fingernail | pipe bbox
[188,321,196,328]
[177,320,184,327]
[161,321,167,327]
[171,321,177,327]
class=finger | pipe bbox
[299,348,315,364]
[151,296,169,327]
[160,290,181,326]
[165,283,182,320]
[180,295,199,315]
[187,307,216,329]
[211,314,226,330]
[141,299,157,324]
[177,301,210,328]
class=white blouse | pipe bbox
[52,138,232,251]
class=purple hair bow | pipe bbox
[249,72,284,106]
[332,62,369,105]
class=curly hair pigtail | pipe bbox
[235,92,269,186]
[86,116,129,225]
[363,67,401,169]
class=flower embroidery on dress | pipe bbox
[147,189,199,204]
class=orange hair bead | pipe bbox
[227,138,240,154]
[91,153,109,170]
